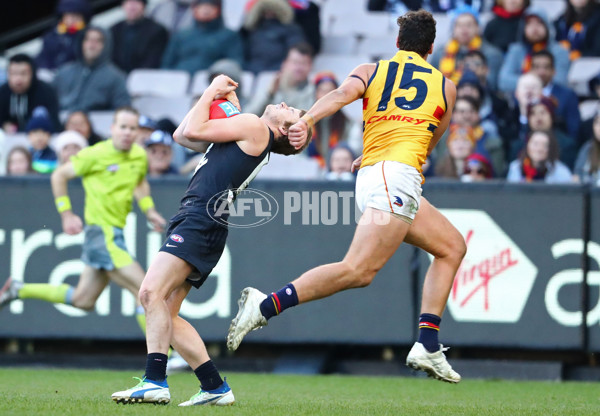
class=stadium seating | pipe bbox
[313,54,372,83]
[531,0,566,21]
[132,96,193,125]
[252,71,279,98]
[324,11,396,37]
[567,58,600,97]
[88,111,115,138]
[257,153,322,180]
[127,69,190,98]
[321,35,358,55]
[190,70,210,98]
[356,36,400,61]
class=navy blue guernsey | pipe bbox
[178,129,275,223]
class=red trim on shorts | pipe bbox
[381,161,394,212]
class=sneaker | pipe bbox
[166,351,189,374]
[111,377,170,404]
[406,342,461,383]
[179,378,235,407]
[226,287,268,351]
[0,277,22,309]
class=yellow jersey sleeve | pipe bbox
[361,50,447,173]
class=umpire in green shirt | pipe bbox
[0,107,166,334]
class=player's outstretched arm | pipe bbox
[50,162,83,235]
[134,179,166,232]
[427,77,456,156]
[288,63,374,149]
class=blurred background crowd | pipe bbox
[0,0,599,185]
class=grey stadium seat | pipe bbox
[127,69,190,98]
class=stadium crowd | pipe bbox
[0,0,599,184]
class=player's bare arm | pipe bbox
[133,179,166,232]
[288,63,375,149]
[427,77,456,156]
[50,161,82,235]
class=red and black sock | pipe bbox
[418,313,441,353]
[259,283,298,320]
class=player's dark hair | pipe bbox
[531,50,555,68]
[396,10,436,57]
[271,110,313,156]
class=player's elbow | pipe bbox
[181,127,202,142]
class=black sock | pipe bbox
[259,283,299,320]
[145,352,168,382]
[194,360,223,391]
[417,313,441,353]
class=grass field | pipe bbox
[0,368,598,416]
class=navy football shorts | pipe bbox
[159,209,228,288]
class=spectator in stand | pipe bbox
[451,96,505,176]
[462,51,516,145]
[242,0,305,74]
[25,107,57,174]
[306,71,362,167]
[461,153,493,182]
[324,144,355,181]
[55,130,88,165]
[64,111,104,145]
[435,125,477,179]
[367,0,484,13]
[161,0,243,75]
[245,42,314,116]
[456,71,499,139]
[6,146,35,176]
[499,7,570,95]
[507,72,544,159]
[110,0,169,74]
[530,50,580,140]
[525,96,578,169]
[0,54,61,134]
[36,0,91,71]
[430,5,503,89]
[574,113,600,185]
[289,0,321,55]
[150,0,195,33]
[136,115,158,146]
[484,0,530,53]
[145,130,179,177]
[54,27,131,112]
[507,130,572,183]
[554,0,600,60]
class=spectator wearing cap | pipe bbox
[55,130,88,164]
[507,130,572,183]
[324,144,356,181]
[306,71,362,167]
[161,0,243,75]
[498,7,570,95]
[136,114,158,146]
[430,5,503,89]
[145,130,179,176]
[110,0,169,74]
[530,49,580,140]
[241,0,306,74]
[554,0,600,60]
[461,153,493,182]
[6,146,35,176]
[245,42,314,116]
[150,0,195,33]
[0,54,61,134]
[64,111,104,145]
[36,0,91,71]
[483,0,530,53]
[54,27,131,112]
[26,107,57,174]
[525,96,578,169]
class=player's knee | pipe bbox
[139,285,159,309]
[450,231,467,263]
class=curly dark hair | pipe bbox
[270,110,314,156]
[396,10,436,57]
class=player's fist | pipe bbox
[61,212,83,235]
[209,75,238,98]
[288,120,309,150]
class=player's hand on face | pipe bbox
[210,74,238,98]
[351,154,363,173]
[61,212,83,235]
[146,209,167,232]
[288,120,309,150]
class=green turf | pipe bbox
[0,368,598,416]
